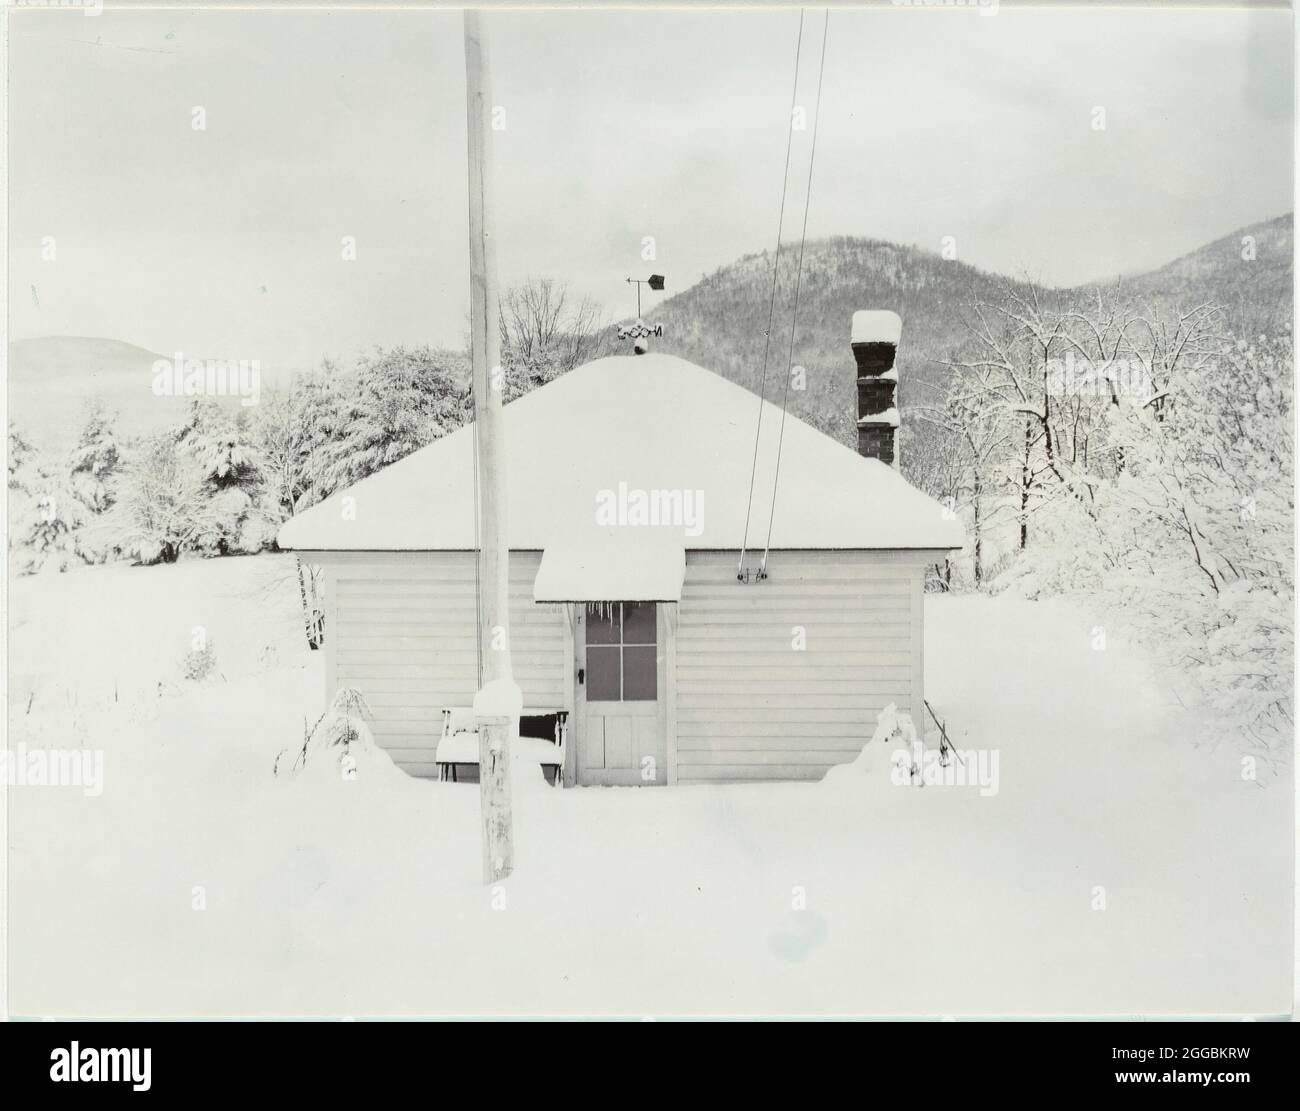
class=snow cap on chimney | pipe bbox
[851,310,902,347]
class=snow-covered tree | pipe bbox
[291,362,349,505]
[8,422,37,491]
[68,399,122,514]
[950,285,1224,547]
[915,372,1019,589]
[251,368,354,520]
[319,345,465,493]
[948,278,1290,753]
[11,470,91,574]
[998,329,1292,752]
[253,390,314,522]
[112,434,211,564]
[9,420,105,574]
[174,399,269,554]
[247,382,333,647]
[176,398,259,493]
[949,286,1080,551]
[1109,334,1292,738]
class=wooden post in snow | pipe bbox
[464,8,515,884]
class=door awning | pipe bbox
[533,528,686,603]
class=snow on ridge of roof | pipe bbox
[277,353,964,553]
[851,310,902,346]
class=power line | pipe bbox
[738,9,805,583]
[761,10,830,576]
[472,394,483,689]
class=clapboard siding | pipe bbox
[675,550,926,784]
[312,546,938,786]
[320,551,566,777]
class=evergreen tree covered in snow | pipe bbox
[7,423,40,559]
[9,422,99,574]
[9,422,37,491]
[174,399,270,554]
[65,401,126,564]
[68,399,122,514]
[11,468,91,574]
[177,398,259,493]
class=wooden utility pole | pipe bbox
[464,9,515,884]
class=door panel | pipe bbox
[582,724,606,772]
[576,603,667,786]
[603,717,633,768]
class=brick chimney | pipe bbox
[851,310,901,467]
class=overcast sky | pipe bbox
[8,5,1293,371]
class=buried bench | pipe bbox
[436,707,569,786]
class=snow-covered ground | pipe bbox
[6,556,1292,1016]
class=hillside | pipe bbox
[1120,213,1293,336]
[7,337,263,452]
[9,337,169,446]
[10,216,1291,455]
[650,216,1292,449]
[651,238,1022,447]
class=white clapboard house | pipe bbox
[278,313,963,785]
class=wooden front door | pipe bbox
[575,602,666,786]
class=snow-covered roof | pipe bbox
[533,528,686,602]
[277,354,963,552]
[851,310,902,346]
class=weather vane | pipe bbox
[624,273,665,318]
[620,274,666,352]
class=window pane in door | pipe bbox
[622,645,657,700]
[622,601,656,644]
[586,646,620,700]
[585,604,621,645]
